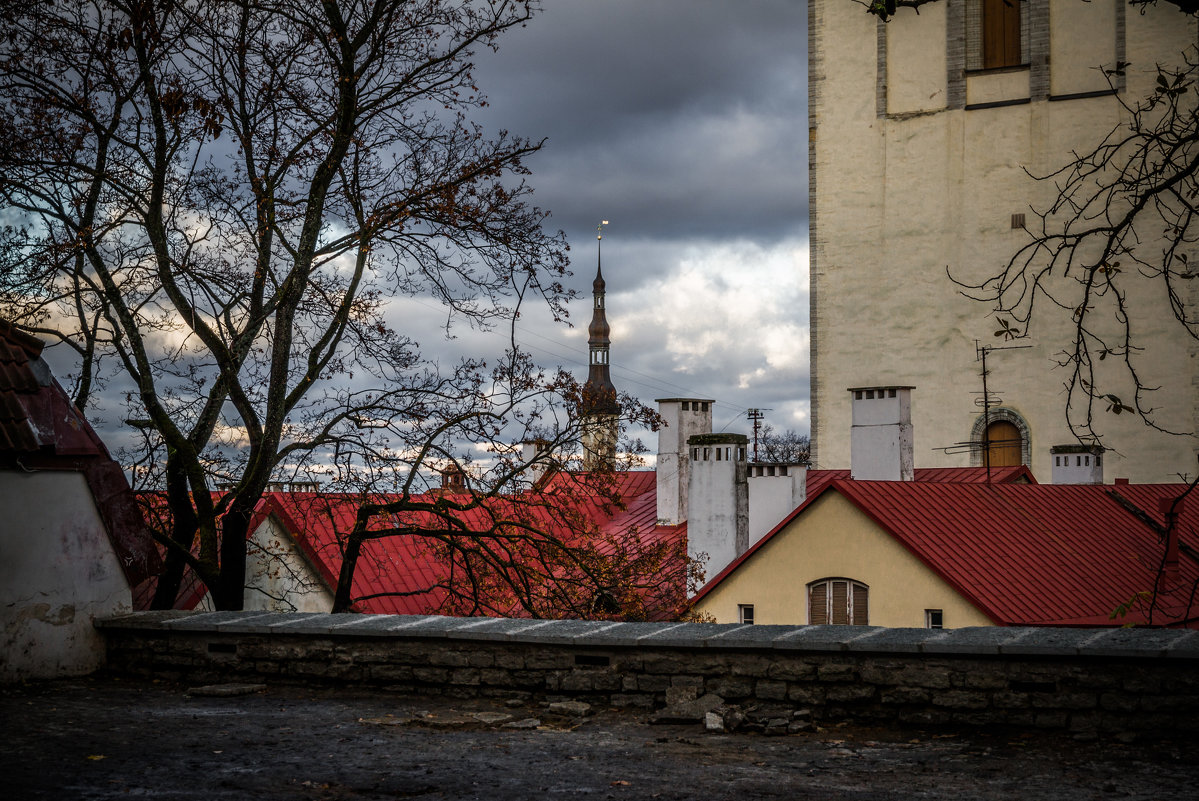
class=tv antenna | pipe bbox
[933,341,1031,483]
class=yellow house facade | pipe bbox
[692,479,1199,630]
[693,490,993,629]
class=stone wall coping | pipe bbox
[96,612,1199,659]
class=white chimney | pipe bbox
[656,398,713,525]
[849,386,914,481]
[1050,445,1104,485]
[687,433,748,579]
[747,463,807,546]
[519,438,552,486]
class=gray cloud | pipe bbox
[468,1,811,440]
[473,0,808,245]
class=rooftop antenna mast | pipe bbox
[747,408,771,462]
[976,341,1031,483]
[932,341,1030,483]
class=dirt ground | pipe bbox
[2,675,1196,800]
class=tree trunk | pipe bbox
[150,546,187,609]
[332,534,363,613]
[214,505,251,611]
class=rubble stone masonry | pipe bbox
[98,612,1199,741]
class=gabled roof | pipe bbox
[150,470,685,618]
[0,319,159,586]
[696,477,1198,628]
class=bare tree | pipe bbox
[757,424,810,464]
[956,44,1198,443]
[0,0,590,610]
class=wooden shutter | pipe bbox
[831,580,849,625]
[851,584,869,626]
[809,581,828,624]
[982,0,1021,69]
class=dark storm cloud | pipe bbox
[473,0,807,245]
[461,0,812,439]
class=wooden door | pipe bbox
[984,420,1022,467]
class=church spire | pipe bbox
[582,221,619,469]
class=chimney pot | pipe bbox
[686,433,748,579]
[655,398,714,526]
[849,386,914,481]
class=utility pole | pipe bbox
[747,408,770,462]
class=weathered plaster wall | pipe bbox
[244,516,335,613]
[1,471,132,680]
[747,467,807,547]
[687,436,749,579]
[98,612,1199,741]
[693,493,993,628]
[809,0,1199,482]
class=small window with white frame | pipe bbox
[738,604,755,625]
[925,609,944,629]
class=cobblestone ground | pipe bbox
[2,675,1196,800]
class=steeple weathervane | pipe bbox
[582,220,619,469]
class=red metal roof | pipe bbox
[696,478,1198,628]
[145,470,687,618]
[1,319,160,587]
[0,319,44,453]
[803,464,1035,496]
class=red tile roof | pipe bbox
[696,478,1199,628]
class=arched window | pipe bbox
[807,578,869,625]
[970,407,1031,468]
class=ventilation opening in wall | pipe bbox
[207,642,237,654]
[574,654,611,668]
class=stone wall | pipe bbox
[99,612,1199,741]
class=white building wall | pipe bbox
[0,471,132,680]
[244,515,335,613]
[809,0,1199,482]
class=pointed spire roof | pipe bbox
[583,223,618,416]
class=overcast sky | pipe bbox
[468,0,810,442]
[37,0,810,464]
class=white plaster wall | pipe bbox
[244,516,335,613]
[655,400,713,526]
[810,0,1199,482]
[1050,0,1116,96]
[687,444,748,580]
[0,471,132,680]
[887,4,948,114]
